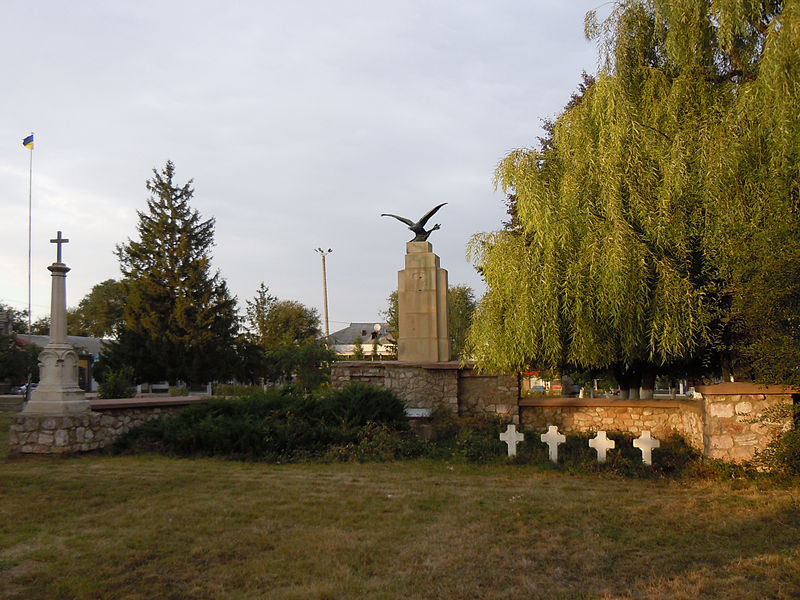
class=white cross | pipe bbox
[633,430,660,465]
[499,424,525,457]
[588,430,615,463]
[540,425,566,463]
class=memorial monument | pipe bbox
[382,204,450,362]
[23,231,91,414]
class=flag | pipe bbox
[23,134,34,149]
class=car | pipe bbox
[11,383,38,395]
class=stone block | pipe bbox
[735,401,753,415]
[37,433,54,445]
[709,403,734,418]
[711,435,734,449]
[731,446,755,460]
[733,433,760,446]
[54,430,69,446]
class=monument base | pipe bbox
[23,387,92,414]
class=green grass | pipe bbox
[2,453,800,599]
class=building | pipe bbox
[328,322,395,359]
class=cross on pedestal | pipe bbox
[540,425,566,463]
[50,231,69,263]
[588,430,615,463]
[633,430,660,465]
[499,424,525,457]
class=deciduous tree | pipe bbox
[468,0,797,389]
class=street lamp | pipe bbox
[315,248,332,345]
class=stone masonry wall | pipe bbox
[458,370,519,424]
[331,361,517,418]
[519,399,704,451]
[331,362,459,413]
[8,406,183,454]
[697,384,794,462]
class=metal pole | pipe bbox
[315,248,332,345]
[27,135,33,336]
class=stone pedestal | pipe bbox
[397,241,450,362]
[23,262,90,414]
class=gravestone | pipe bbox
[397,241,450,362]
[23,232,91,414]
[499,423,524,457]
[540,425,566,463]
[633,430,660,465]
[588,430,615,463]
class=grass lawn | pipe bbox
[1,421,800,599]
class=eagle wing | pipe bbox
[381,213,415,227]
[416,203,448,228]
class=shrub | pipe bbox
[97,366,136,399]
[114,383,409,461]
[321,383,408,430]
[754,428,800,476]
[326,422,429,462]
[517,430,704,477]
[426,406,507,462]
[169,385,189,397]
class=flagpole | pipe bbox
[26,132,33,336]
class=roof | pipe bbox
[328,322,393,345]
[17,334,109,356]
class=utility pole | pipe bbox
[315,248,332,345]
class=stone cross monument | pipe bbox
[23,232,91,414]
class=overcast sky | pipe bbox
[1,1,603,332]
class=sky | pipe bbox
[1,1,604,333]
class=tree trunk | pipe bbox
[639,366,656,400]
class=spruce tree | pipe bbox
[111,161,238,385]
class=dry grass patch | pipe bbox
[1,454,799,599]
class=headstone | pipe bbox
[499,424,525,457]
[540,425,566,463]
[588,430,615,463]
[23,232,91,414]
[633,430,660,465]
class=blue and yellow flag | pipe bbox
[23,134,34,149]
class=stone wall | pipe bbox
[697,384,794,462]
[8,397,206,455]
[331,361,517,420]
[519,398,704,450]
[458,370,519,423]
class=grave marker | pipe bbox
[540,425,566,463]
[499,424,525,457]
[588,430,615,463]
[633,430,660,465]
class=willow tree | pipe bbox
[468,0,795,392]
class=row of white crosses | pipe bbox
[499,424,661,465]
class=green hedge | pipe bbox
[114,383,408,460]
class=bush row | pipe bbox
[114,383,731,477]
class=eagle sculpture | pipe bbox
[381,203,447,242]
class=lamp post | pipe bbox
[315,248,332,345]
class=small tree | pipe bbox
[0,335,40,384]
[69,279,126,338]
[353,335,364,361]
